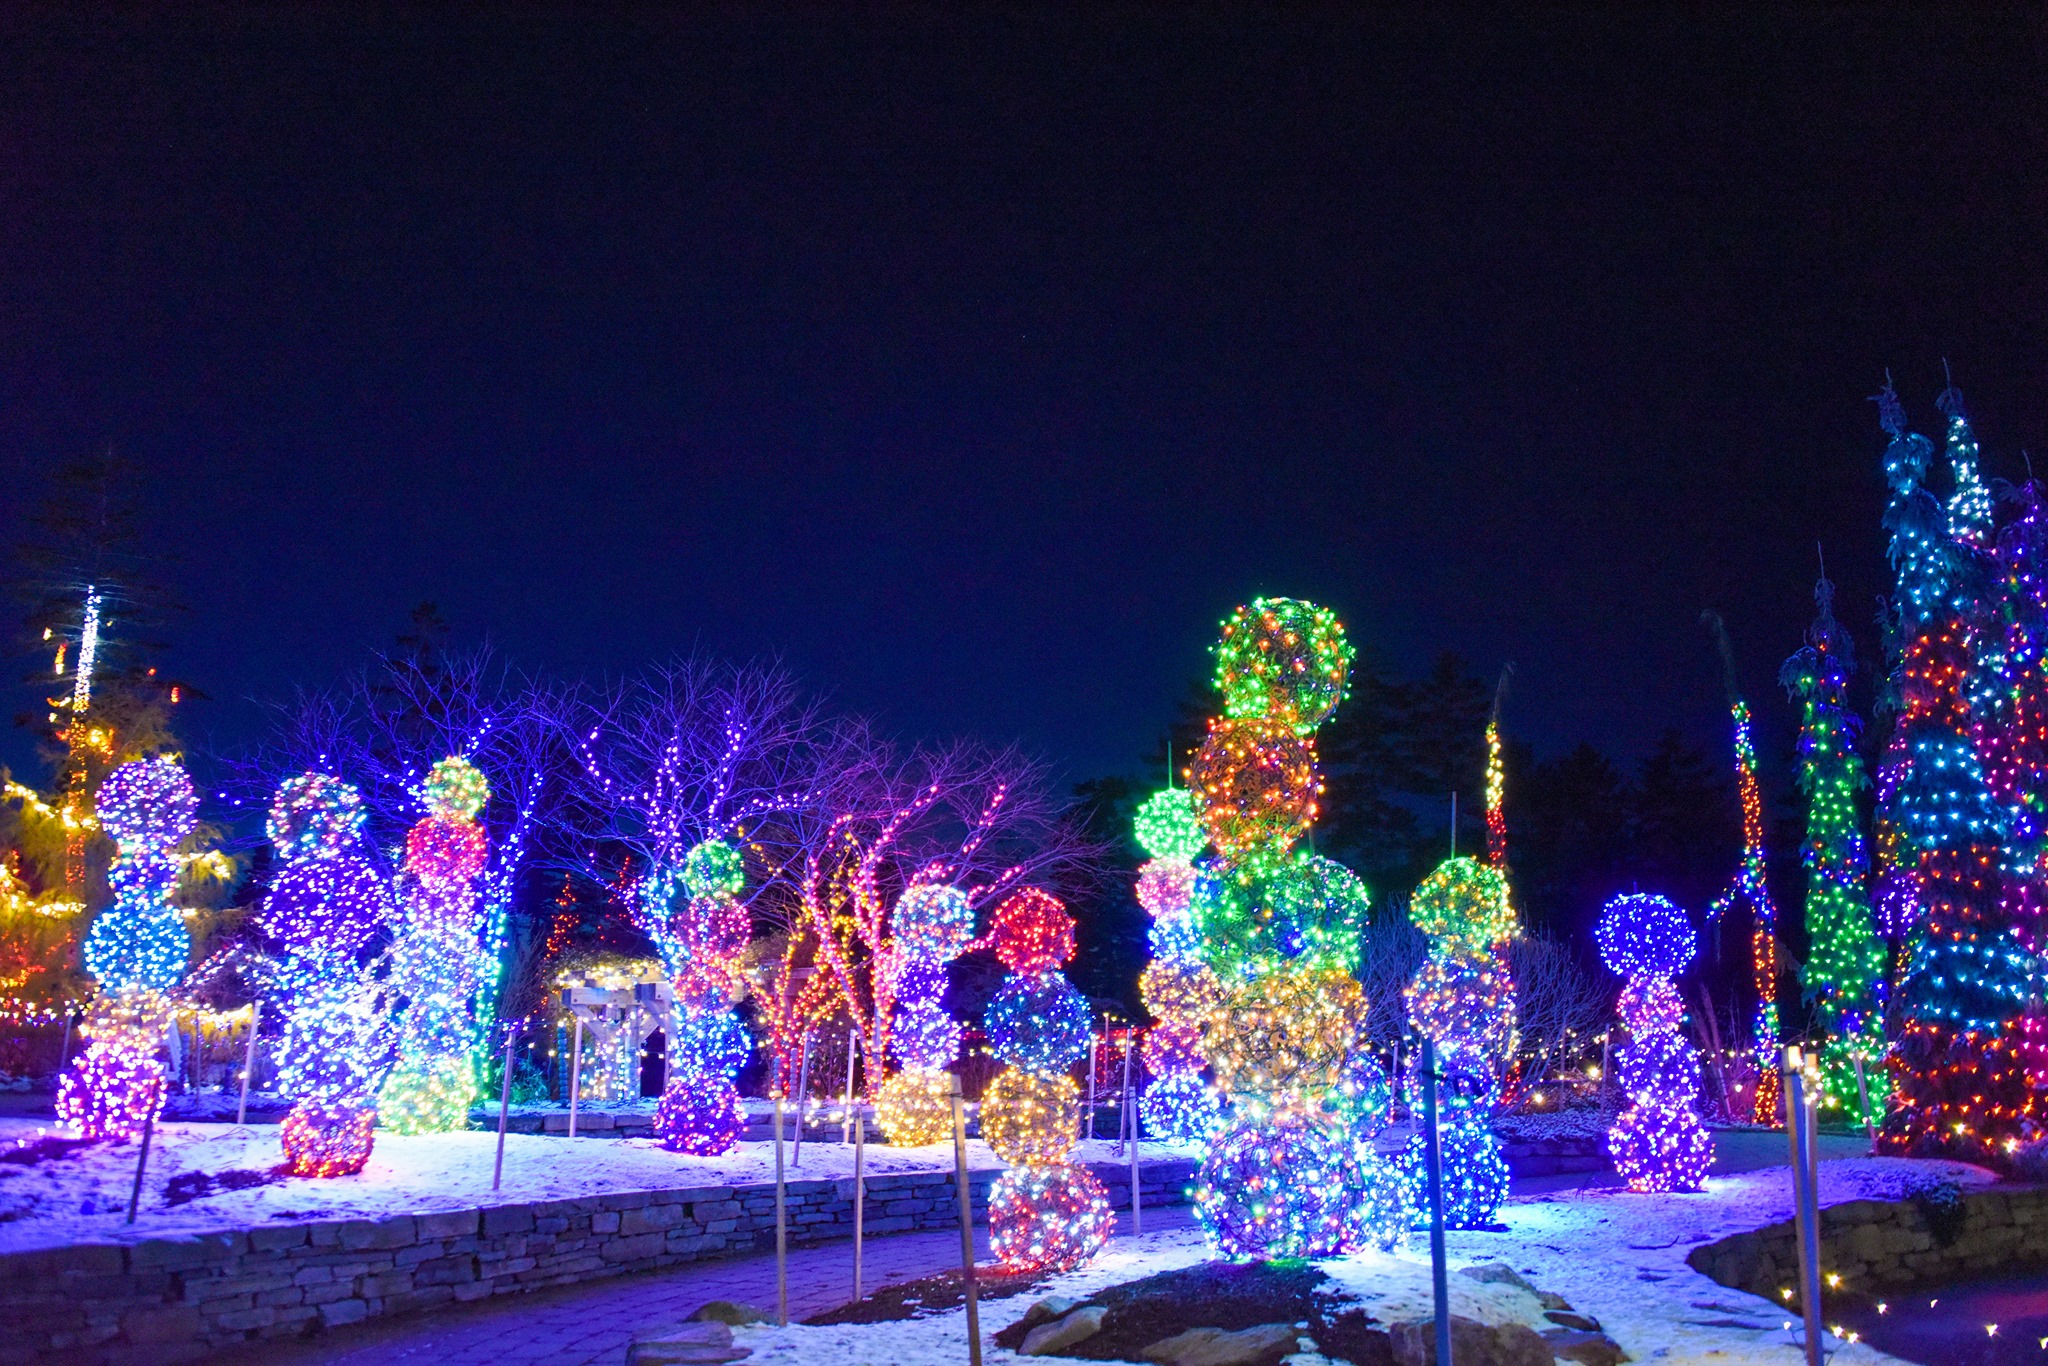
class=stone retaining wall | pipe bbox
[1686,1183,2048,1297]
[0,1157,1197,1366]
[1500,1136,1607,1177]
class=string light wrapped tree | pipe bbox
[1132,787,1222,1138]
[644,837,754,1154]
[1780,575,1889,1126]
[262,773,403,1176]
[978,888,1113,1273]
[379,757,492,1134]
[1870,382,2035,1164]
[1398,856,1514,1227]
[1597,892,1713,1192]
[874,882,974,1145]
[1183,598,1407,1260]
[57,756,197,1140]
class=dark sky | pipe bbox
[3,8,2045,790]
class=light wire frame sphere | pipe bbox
[1213,597,1356,733]
[1596,893,1697,979]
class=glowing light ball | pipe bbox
[894,883,974,958]
[1404,950,1515,1068]
[1134,789,1208,862]
[1135,856,1197,918]
[97,756,200,850]
[681,838,746,899]
[874,1067,954,1145]
[1140,1020,1203,1075]
[1150,902,1204,962]
[985,973,1092,1072]
[1137,1070,1219,1138]
[281,1103,378,1178]
[1597,892,1712,1192]
[1396,1078,1511,1228]
[1191,717,1320,856]
[1213,597,1355,733]
[1196,1111,1399,1260]
[652,1070,745,1155]
[421,755,488,821]
[55,988,176,1141]
[1262,853,1369,970]
[1138,959,1223,1025]
[686,894,752,967]
[404,815,489,890]
[1595,892,1698,979]
[989,888,1077,972]
[1204,962,1365,1104]
[891,999,963,1070]
[1408,857,1516,947]
[266,773,367,862]
[981,1066,1080,1165]
[988,1165,1114,1273]
[377,1055,474,1136]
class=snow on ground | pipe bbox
[734,1156,1997,1366]
[0,1115,1193,1254]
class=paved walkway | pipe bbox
[211,1126,1867,1365]
[215,1205,1200,1366]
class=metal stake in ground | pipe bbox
[1126,1080,1141,1238]
[1784,1047,1823,1366]
[567,1011,585,1139]
[58,1004,73,1073]
[126,1107,157,1225]
[1085,1032,1098,1141]
[1852,1051,1877,1147]
[234,1000,262,1129]
[949,1071,983,1366]
[493,1026,518,1191]
[1420,1037,1450,1366]
[774,1089,789,1326]
[842,1027,858,1143]
[852,1109,867,1302]
[793,1032,814,1167]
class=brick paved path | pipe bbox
[213,1206,1199,1365]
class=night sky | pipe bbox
[4,9,2045,791]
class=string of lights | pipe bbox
[1597,893,1712,1192]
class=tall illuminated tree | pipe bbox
[1873,381,2032,1164]
[1133,786,1222,1139]
[1780,575,1887,1125]
[1704,613,1784,1124]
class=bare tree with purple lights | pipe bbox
[767,731,1092,1094]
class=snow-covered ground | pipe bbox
[0,1115,1195,1255]
[734,1157,1995,1366]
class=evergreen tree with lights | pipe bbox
[1874,379,2036,1164]
[1780,572,1887,1125]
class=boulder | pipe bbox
[1542,1327,1630,1366]
[1543,1310,1601,1332]
[1023,1306,1108,1356]
[1016,1295,1086,1334]
[1142,1322,1304,1366]
[689,1301,770,1326]
[1458,1264,1539,1296]
[1390,1316,1551,1366]
[628,1320,751,1365]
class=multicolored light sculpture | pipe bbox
[1180,598,1405,1260]
[1596,893,1712,1192]
[979,889,1112,1273]
[1781,576,1889,1125]
[875,882,973,1145]
[379,757,492,1134]
[646,837,754,1155]
[263,773,402,1176]
[1398,857,1513,1227]
[1132,805,1221,1137]
[57,756,197,1140]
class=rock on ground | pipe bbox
[1023,1305,1108,1356]
[628,1319,752,1365]
[1141,1322,1306,1366]
[1389,1315,1551,1366]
